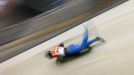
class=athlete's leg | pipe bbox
[66,27,90,55]
[66,29,89,55]
[86,37,98,47]
[78,27,89,50]
[86,37,105,46]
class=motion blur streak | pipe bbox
[0,0,127,62]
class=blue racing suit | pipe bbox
[66,27,98,55]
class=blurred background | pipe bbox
[0,0,68,28]
[0,0,127,62]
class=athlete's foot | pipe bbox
[96,37,105,43]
